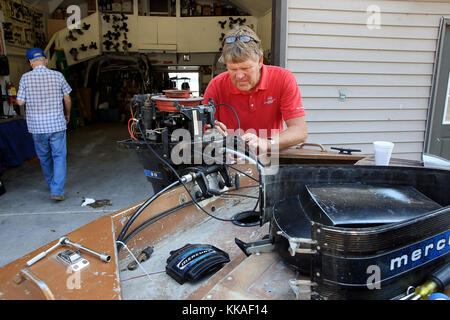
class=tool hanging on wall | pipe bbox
[102,11,132,53]
[66,30,77,41]
[120,23,128,32]
[112,15,120,23]
[3,0,45,48]
[218,20,226,29]
[122,40,132,49]
[69,48,79,61]
[112,31,121,40]
[103,31,113,40]
[103,40,113,50]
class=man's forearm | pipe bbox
[274,128,307,151]
[63,97,71,116]
[272,117,308,151]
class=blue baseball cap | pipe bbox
[26,48,46,60]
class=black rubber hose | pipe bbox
[121,200,194,247]
[136,121,236,223]
[116,180,180,252]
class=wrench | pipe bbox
[26,237,67,266]
[61,238,111,263]
[26,236,111,266]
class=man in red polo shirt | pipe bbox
[203,26,307,154]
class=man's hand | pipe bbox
[206,120,228,136]
[65,114,70,124]
[242,132,272,155]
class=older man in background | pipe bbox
[16,48,72,201]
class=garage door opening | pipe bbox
[168,72,200,97]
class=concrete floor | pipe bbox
[0,122,153,268]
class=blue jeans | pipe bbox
[32,130,67,196]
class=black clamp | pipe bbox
[330,147,361,155]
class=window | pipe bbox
[139,0,175,16]
[168,72,200,96]
[443,71,450,124]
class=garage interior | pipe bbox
[0,0,449,302]
[0,0,272,268]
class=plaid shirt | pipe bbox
[17,66,72,134]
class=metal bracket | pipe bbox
[276,231,318,256]
[289,278,317,300]
[56,249,90,272]
[235,237,274,256]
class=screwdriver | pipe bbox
[405,262,450,300]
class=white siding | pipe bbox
[286,0,450,161]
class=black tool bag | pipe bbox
[0,55,10,76]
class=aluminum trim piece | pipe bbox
[20,268,55,300]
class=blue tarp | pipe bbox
[0,118,36,173]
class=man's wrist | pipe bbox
[266,137,276,151]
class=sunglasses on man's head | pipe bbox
[223,35,257,44]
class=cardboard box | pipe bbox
[111,3,122,12]
[122,1,133,13]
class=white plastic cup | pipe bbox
[373,141,394,165]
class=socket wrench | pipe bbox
[61,238,111,263]
[26,237,67,266]
[26,236,111,266]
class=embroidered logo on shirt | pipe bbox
[264,96,276,104]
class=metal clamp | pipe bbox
[235,237,274,256]
[289,278,317,300]
[276,231,318,256]
[56,249,90,272]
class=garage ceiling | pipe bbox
[229,0,272,17]
[22,0,272,17]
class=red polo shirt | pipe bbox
[203,64,305,137]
